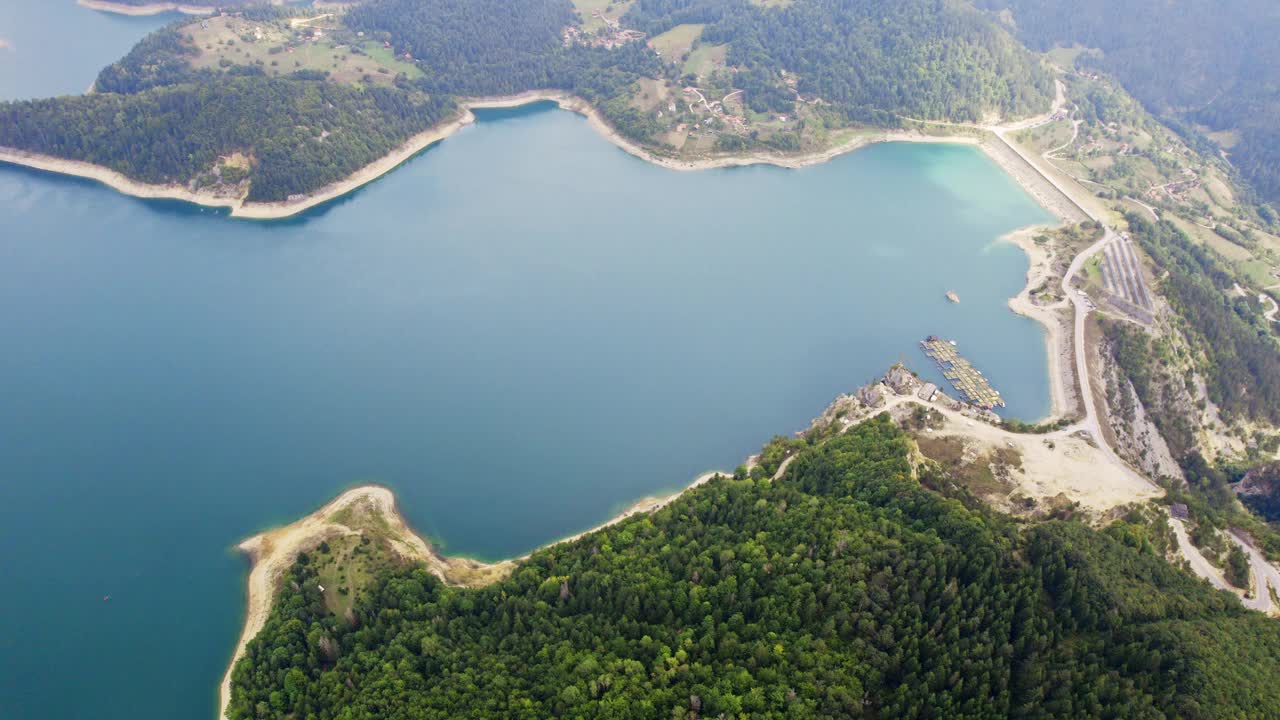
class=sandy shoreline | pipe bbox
[217,467,734,720]
[76,0,218,16]
[1001,226,1078,423]
[0,147,246,209]
[0,90,1036,222]
[229,108,479,219]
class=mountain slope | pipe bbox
[976,0,1280,207]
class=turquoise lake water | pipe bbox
[0,5,1054,719]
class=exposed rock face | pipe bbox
[1103,362,1184,482]
[1238,463,1280,497]
[858,385,886,408]
[884,364,920,396]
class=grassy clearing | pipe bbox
[914,435,1017,497]
[309,534,399,620]
[681,42,726,78]
[570,0,634,32]
[1083,255,1104,291]
[1237,258,1280,288]
[185,15,421,87]
[1206,128,1241,150]
[1044,45,1092,69]
[628,76,670,111]
[650,23,703,60]
[1167,215,1254,261]
[310,498,416,619]
[1022,119,1076,153]
[1202,174,1236,208]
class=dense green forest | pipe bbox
[0,76,454,202]
[698,0,1053,123]
[345,0,666,139]
[346,0,580,94]
[94,25,215,94]
[974,0,1280,207]
[344,0,1050,127]
[229,417,1280,719]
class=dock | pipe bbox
[920,336,1005,410]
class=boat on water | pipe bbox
[946,290,960,303]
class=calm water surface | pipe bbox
[0,5,1053,719]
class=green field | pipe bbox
[650,23,704,60]
[187,15,422,87]
[570,0,634,32]
[682,41,727,77]
[1083,255,1105,291]
[1237,258,1280,288]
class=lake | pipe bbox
[0,4,1053,719]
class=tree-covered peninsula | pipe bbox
[228,417,1280,720]
[0,77,453,203]
[0,0,1053,208]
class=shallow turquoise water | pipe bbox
[0,6,1053,719]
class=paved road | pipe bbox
[907,78,1280,607]
[1229,531,1280,612]
[1262,292,1279,323]
[1170,516,1233,591]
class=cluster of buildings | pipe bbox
[677,87,748,133]
[1147,173,1201,203]
[561,14,644,49]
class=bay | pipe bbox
[0,6,1053,718]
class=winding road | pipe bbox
[1262,292,1279,323]
[1231,531,1280,612]
[976,85,1280,608]
[1169,517,1233,591]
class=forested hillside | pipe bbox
[228,417,1280,719]
[975,0,1280,207]
[0,0,1055,198]
[345,0,578,94]
[701,0,1053,123]
[0,77,454,202]
[345,0,665,137]
[345,0,1052,125]
[1123,213,1280,427]
[94,25,213,94]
